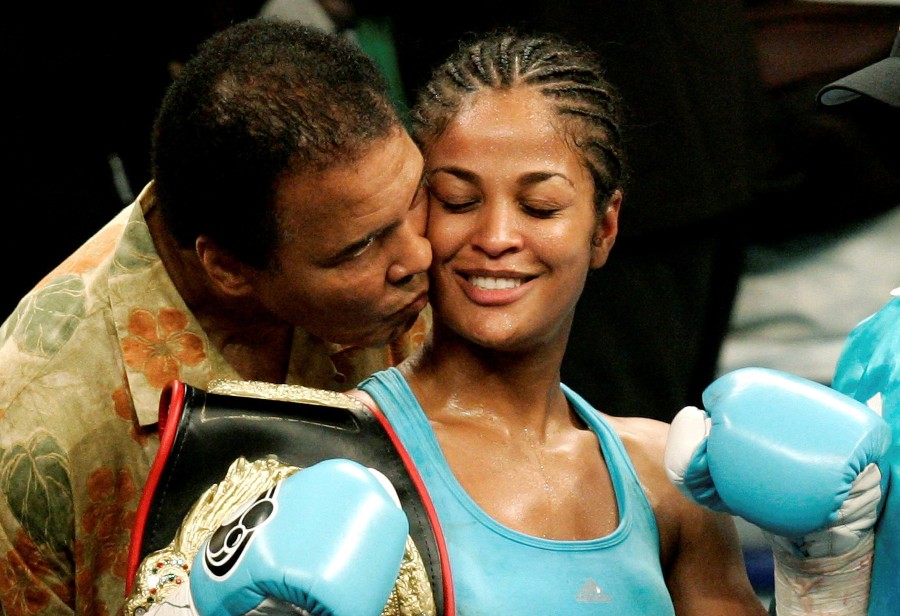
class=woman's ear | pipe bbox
[196,236,254,297]
[590,190,621,269]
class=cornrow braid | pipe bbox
[411,29,629,210]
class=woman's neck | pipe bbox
[401,330,573,437]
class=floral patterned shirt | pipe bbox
[0,183,430,616]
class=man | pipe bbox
[0,18,430,615]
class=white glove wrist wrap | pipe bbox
[773,532,874,616]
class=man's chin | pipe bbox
[320,302,426,348]
[393,310,426,341]
[323,324,408,350]
[365,314,422,348]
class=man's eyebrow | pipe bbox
[319,231,377,267]
[320,173,426,267]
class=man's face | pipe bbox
[252,129,430,347]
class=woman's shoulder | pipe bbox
[601,413,683,510]
[602,413,670,457]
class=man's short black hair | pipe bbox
[152,17,400,268]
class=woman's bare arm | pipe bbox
[612,416,768,615]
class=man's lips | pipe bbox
[403,290,430,315]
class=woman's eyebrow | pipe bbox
[427,168,575,192]
[517,171,572,188]
[427,166,478,183]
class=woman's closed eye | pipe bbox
[521,201,563,219]
[432,195,480,213]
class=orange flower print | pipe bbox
[74,542,104,616]
[122,308,205,388]
[0,533,53,615]
[112,387,133,423]
[112,387,147,445]
[81,468,137,581]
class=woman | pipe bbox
[349,30,767,615]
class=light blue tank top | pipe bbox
[358,367,675,615]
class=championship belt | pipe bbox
[125,379,452,615]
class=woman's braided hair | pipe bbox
[411,29,628,211]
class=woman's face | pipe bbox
[424,87,620,353]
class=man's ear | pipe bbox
[196,236,254,297]
[590,190,621,270]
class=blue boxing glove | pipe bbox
[665,367,891,615]
[188,458,409,616]
[665,366,889,548]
